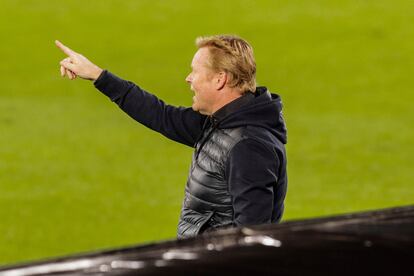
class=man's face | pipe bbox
[185,48,218,115]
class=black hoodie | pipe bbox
[209,87,288,226]
[94,70,288,228]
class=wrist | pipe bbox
[91,67,103,81]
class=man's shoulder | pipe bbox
[209,126,269,152]
[224,125,275,143]
[226,125,283,155]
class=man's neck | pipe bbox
[212,91,254,121]
[210,89,243,115]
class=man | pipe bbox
[56,35,287,239]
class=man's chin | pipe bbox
[191,103,199,112]
[191,105,210,116]
[192,101,210,115]
[192,104,209,115]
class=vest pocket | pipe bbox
[196,211,215,235]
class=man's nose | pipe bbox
[185,74,192,83]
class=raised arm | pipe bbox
[94,70,205,146]
[55,40,205,147]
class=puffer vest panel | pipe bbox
[177,126,244,239]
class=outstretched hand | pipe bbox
[55,40,103,81]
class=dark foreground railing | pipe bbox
[1,205,413,275]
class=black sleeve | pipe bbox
[94,70,206,147]
[226,138,279,226]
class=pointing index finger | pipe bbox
[55,40,76,56]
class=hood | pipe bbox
[217,87,287,144]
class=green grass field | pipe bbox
[0,0,413,266]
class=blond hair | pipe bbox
[196,35,256,93]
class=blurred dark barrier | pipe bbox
[1,205,413,275]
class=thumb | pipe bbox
[60,60,76,72]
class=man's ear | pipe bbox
[216,72,227,91]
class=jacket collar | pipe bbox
[211,92,255,124]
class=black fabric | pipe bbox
[94,70,288,238]
[94,70,206,147]
[212,92,255,121]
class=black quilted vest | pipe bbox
[177,121,244,239]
